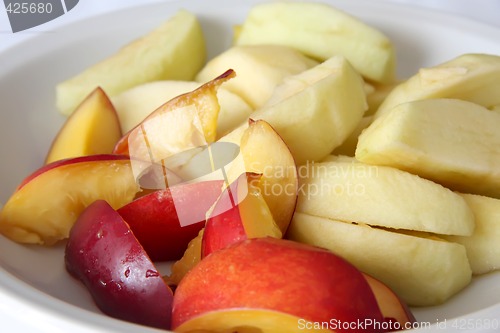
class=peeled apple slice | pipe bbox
[357,98,500,198]
[288,212,472,306]
[296,161,475,236]
[195,45,318,109]
[56,10,206,115]
[445,194,500,275]
[235,1,396,83]
[375,53,500,118]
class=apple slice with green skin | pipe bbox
[202,173,282,258]
[0,155,139,245]
[363,274,416,327]
[172,237,388,333]
[56,9,206,116]
[65,200,173,329]
[117,180,224,261]
[46,87,122,164]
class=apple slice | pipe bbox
[363,274,416,327]
[287,212,472,306]
[222,120,298,233]
[202,173,282,258]
[113,70,235,189]
[56,10,206,115]
[250,55,367,164]
[445,193,500,274]
[0,155,139,245]
[375,53,500,118]
[357,98,500,198]
[196,45,318,109]
[65,200,173,329]
[46,87,122,164]
[111,80,252,135]
[172,237,387,332]
[235,2,396,83]
[117,180,224,261]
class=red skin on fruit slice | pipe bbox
[118,180,224,261]
[65,200,173,329]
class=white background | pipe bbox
[0,0,500,332]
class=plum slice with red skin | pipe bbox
[65,200,173,329]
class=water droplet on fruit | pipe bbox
[124,268,131,278]
[145,270,159,278]
[98,279,107,287]
[96,229,104,239]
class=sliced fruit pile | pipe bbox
[1,1,500,332]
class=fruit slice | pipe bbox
[56,10,206,115]
[375,53,500,118]
[251,55,367,165]
[65,200,173,329]
[444,194,500,275]
[111,80,252,135]
[114,70,234,156]
[202,173,282,258]
[166,229,204,286]
[363,274,416,327]
[332,116,373,157]
[172,237,387,332]
[223,120,298,233]
[196,45,318,109]
[235,2,396,83]
[114,71,235,188]
[0,155,139,245]
[287,212,472,306]
[357,98,500,198]
[46,88,122,164]
[296,161,474,236]
[117,180,224,261]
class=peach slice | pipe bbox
[65,200,173,329]
[113,70,235,157]
[223,120,298,233]
[46,87,122,164]
[0,155,139,245]
[202,173,282,258]
[172,237,387,332]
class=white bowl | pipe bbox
[1,0,500,331]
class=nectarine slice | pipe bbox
[0,155,139,245]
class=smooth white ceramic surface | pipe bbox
[1,0,500,332]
